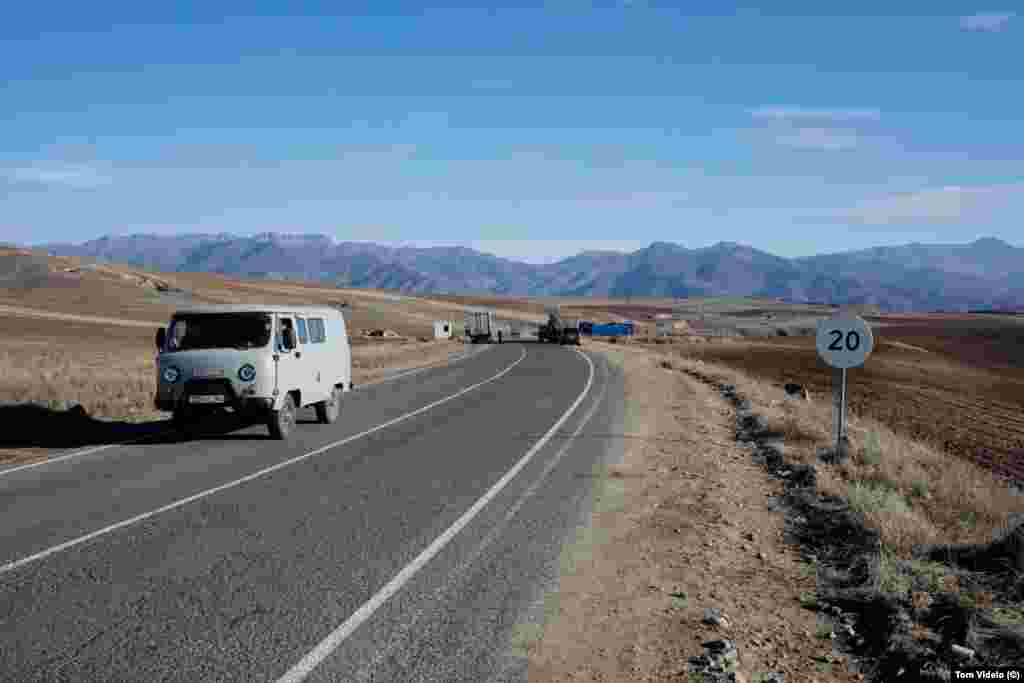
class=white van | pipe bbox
[154,305,352,440]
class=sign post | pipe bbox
[834,367,848,446]
[816,313,874,458]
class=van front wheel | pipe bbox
[172,407,194,436]
[268,394,296,440]
[315,386,342,424]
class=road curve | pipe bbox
[0,343,624,682]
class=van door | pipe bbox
[294,315,326,403]
[319,312,350,392]
[274,314,314,408]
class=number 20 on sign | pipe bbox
[816,314,875,453]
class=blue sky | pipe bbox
[2,2,1021,263]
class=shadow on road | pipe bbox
[0,404,270,448]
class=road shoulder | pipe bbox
[525,342,861,682]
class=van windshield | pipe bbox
[166,313,273,351]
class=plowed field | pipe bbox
[671,315,1024,484]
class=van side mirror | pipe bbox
[283,327,297,350]
[155,327,166,350]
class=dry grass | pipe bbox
[654,330,1024,484]
[0,308,465,423]
[0,348,159,420]
[658,349,1020,564]
[0,250,480,430]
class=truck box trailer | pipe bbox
[464,309,497,344]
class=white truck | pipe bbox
[154,304,352,440]
[464,309,498,344]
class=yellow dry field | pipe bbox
[0,315,463,412]
[0,249,485,465]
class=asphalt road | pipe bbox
[0,342,624,682]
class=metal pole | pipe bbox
[831,367,841,451]
[833,367,849,455]
[840,367,848,444]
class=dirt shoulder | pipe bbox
[526,341,861,682]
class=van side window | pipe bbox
[276,317,294,350]
[296,317,309,344]
[309,318,326,343]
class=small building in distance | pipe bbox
[433,320,455,339]
[655,314,691,337]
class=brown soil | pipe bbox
[527,343,861,682]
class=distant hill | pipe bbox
[33,233,1024,312]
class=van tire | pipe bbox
[315,386,342,424]
[172,407,193,436]
[268,394,296,440]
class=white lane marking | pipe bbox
[0,348,528,577]
[0,345,491,479]
[277,348,595,683]
[0,434,173,479]
[363,344,489,387]
[354,351,607,682]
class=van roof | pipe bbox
[171,304,344,316]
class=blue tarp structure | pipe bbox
[590,322,633,337]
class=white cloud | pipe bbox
[775,128,858,151]
[960,12,1014,31]
[751,106,881,122]
[834,183,1024,224]
[6,163,112,189]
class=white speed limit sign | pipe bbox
[816,314,874,369]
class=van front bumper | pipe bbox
[155,385,274,417]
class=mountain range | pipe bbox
[33,233,1024,312]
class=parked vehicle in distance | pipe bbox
[154,304,352,440]
[539,310,580,345]
[465,308,497,344]
[561,318,581,346]
[538,310,560,344]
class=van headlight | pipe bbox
[162,366,181,383]
[238,364,256,382]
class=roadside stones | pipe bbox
[951,643,975,660]
[758,444,785,470]
[687,639,740,682]
[995,518,1024,573]
[703,607,729,627]
[816,443,851,465]
[786,464,817,489]
[784,382,811,401]
[922,517,1024,574]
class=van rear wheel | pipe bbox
[267,394,296,440]
[315,386,341,424]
